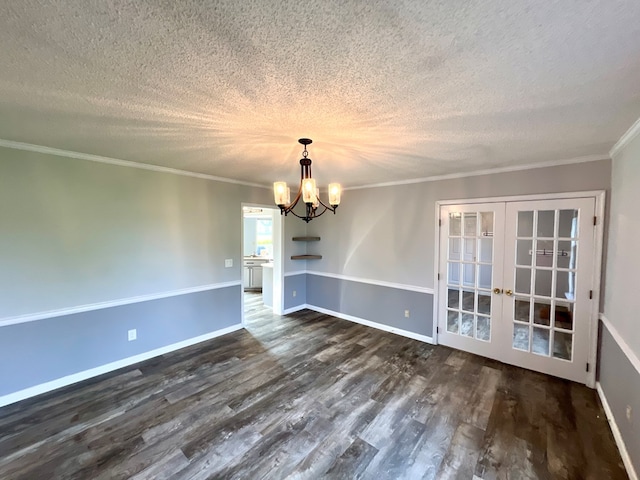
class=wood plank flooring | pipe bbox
[0,293,628,479]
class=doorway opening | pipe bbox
[241,204,284,324]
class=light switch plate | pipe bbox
[128,329,137,341]
[225,259,233,268]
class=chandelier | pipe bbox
[273,138,341,223]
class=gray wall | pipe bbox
[281,205,313,311]
[283,210,310,274]
[307,159,611,288]
[301,159,610,339]
[284,274,306,310]
[599,327,640,474]
[0,147,270,318]
[0,146,271,399]
[601,130,640,474]
[0,286,240,396]
[306,275,433,337]
[604,134,640,354]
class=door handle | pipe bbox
[493,288,502,294]
[505,289,513,296]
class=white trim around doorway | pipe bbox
[241,203,285,323]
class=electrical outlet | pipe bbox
[627,405,633,422]
[404,310,410,318]
[293,290,297,297]
[224,259,233,268]
[128,329,137,341]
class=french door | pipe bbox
[438,197,596,383]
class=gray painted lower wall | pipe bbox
[0,285,241,397]
[306,274,433,337]
[284,274,306,310]
[599,324,640,477]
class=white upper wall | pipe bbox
[605,122,640,356]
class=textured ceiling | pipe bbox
[0,1,639,187]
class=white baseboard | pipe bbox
[0,323,244,408]
[306,304,434,344]
[596,382,638,480]
[282,304,309,315]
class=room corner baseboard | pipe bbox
[282,304,310,315]
[0,323,244,408]
[596,382,639,480]
[306,304,434,344]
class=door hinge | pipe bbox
[589,290,593,299]
[439,219,442,227]
[437,273,441,281]
[593,216,597,226]
[586,363,590,372]
[437,326,440,334]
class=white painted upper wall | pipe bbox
[605,122,640,357]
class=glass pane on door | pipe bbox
[510,208,579,361]
[445,210,495,342]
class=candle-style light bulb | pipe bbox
[328,183,341,206]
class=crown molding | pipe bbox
[0,139,270,189]
[345,154,609,191]
[0,138,613,192]
[610,115,640,159]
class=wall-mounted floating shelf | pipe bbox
[291,236,321,260]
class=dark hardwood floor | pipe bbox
[0,293,627,479]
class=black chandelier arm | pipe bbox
[316,197,338,213]
[309,204,330,219]
[278,200,334,223]
[278,192,338,220]
[279,204,320,223]
[278,182,304,214]
[282,207,312,222]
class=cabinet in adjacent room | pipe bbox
[243,258,268,291]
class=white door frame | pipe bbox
[240,203,285,326]
[433,190,605,387]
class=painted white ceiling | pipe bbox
[0,1,639,187]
